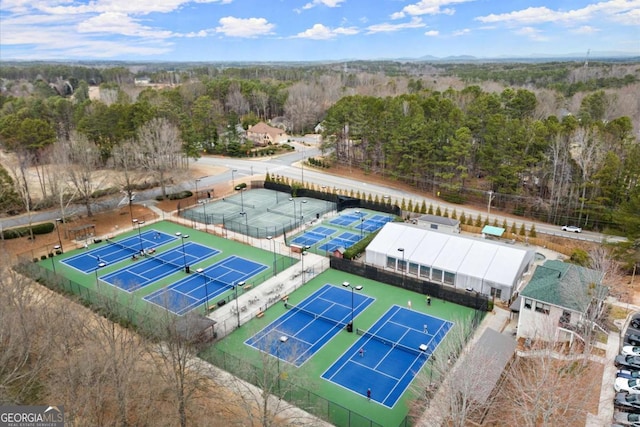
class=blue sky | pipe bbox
[1,0,639,61]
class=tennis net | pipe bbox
[266,207,297,219]
[146,251,187,272]
[223,198,255,209]
[356,328,426,358]
[285,302,347,328]
[108,238,140,254]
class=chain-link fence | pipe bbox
[330,256,491,311]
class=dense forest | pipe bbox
[0,60,639,243]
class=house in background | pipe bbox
[414,214,460,233]
[246,122,288,146]
[517,260,608,344]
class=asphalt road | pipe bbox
[0,145,625,244]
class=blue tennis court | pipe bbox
[62,230,175,273]
[144,255,268,315]
[322,305,453,408]
[245,284,375,366]
[356,215,394,232]
[100,242,219,292]
[318,232,361,252]
[330,212,364,227]
[291,229,335,247]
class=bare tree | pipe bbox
[284,83,324,134]
[136,117,184,199]
[62,131,105,217]
[111,138,144,220]
[491,345,602,427]
[571,125,603,225]
[224,329,318,427]
[226,83,250,116]
[149,310,214,427]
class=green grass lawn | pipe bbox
[201,268,482,427]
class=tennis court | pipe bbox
[245,284,375,366]
[318,232,361,252]
[330,211,365,227]
[290,226,336,247]
[100,241,219,292]
[322,305,453,407]
[356,214,394,233]
[144,255,268,315]
[62,230,176,273]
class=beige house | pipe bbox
[246,122,288,146]
[516,260,607,344]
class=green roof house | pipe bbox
[517,260,608,344]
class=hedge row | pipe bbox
[155,190,192,201]
[2,222,55,240]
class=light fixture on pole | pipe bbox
[355,210,363,239]
[176,232,190,272]
[235,281,245,328]
[231,169,238,190]
[289,198,297,226]
[300,200,307,224]
[342,281,363,331]
[301,245,310,284]
[397,247,405,287]
[267,235,277,276]
[132,219,145,254]
[55,218,64,253]
[95,261,107,289]
[239,187,245,214]
[199,200,208,232]
[277,335,288,394]
[197,268,210,312]
[195,178,202,204]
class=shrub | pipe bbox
[155,191,192,201]
[1,222,55,240]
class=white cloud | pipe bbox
[215,16,275,37]
[295,23,358,40]
[392,0,475,19]
[367,17,425,33]
[572,25,600,34]
[515,26,549,41]
[475,0,640,26]
[452,28,470,36]
[78,12,174,38]
[302,0,345,10]
[424,30,439,36]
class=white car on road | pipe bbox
[562,225,582,233]
[615,378,640,394]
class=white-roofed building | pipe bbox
[365,222,535,301]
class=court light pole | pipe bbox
[342,281,363,330]
[267,235,277,276]
[199,200,208,232]
[397,248,405,288]
[176,232,190,272]
[300,200,307,224]
[235,281,245,328]
[231,169,238,190]
[197,268,210,312]
[301,246,310,284]
[355,210,363,239]
[132,219,145,254]
[239,187,245,214]
[55,218,64,253]
[95,261,107,289]
[276,335,288,394]
[195,178,201,204]
[289,197,297,227]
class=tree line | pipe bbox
[320,87,640,239]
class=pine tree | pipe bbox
[529,224,537,238]
[420,200,427,214]
[428,204,434,215]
